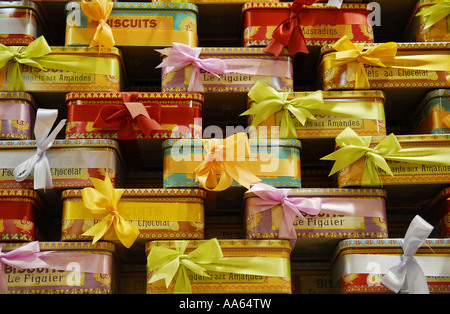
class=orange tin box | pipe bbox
[0,1,45,45]
[0,189,46,241]
[146,239,292,294]
[0,92,36,140]
[0,241,118,294]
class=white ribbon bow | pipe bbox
[327,0,343,8]
[381,215,434,294]
[13,109,66,191]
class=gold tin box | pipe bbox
[146,239,292,294]
[1,241,118,294]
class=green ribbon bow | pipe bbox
[147,238,291,294]
[321,127,450,186]
[416,0,450,30]
[0,36,120,92]
[241,81,325,138]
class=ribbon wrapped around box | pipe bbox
[242,0,375,57]
[157,42,293,93]
[244,183,388,259]
[319,35,450,91]
[0,92,36,140]
[410,89,450,134]
[0,36,123,92]
[61,174,206,248]
[332,215,450,294]
[0,241,118,294]
[146,238,292,294]
[65,0,198,48]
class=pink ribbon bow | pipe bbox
[156,42,227,92]
[247,183,322,241]
[93,92,162,139]
[0,241,51,294]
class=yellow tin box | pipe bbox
[1,241,118,294]
[146,239,292,294]
[65,1,198,47]
[405,0,450,42]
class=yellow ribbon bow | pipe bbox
[81,0,115,48]
[81,173,139,248]
[331,35,398,90]
[194,133,261,191]
[147,238,291,294]
[416,0,450,30]
[241,81,325,138]
[321,127,450,186]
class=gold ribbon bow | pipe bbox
[331,35,397,90]
[81,0,115,48]
[81,173,139,248]
[416,0,450,30]
[147,238,291,294]
[321,127,450,186]
[194,133,261,191]
[241,81,324,138]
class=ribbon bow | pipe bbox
[147,238,291,294]
[264,0,318,57]
[416,0,450,30]
[92,92,162,139]
[0,36,52,91]
[247,183,322,240]
[194,133,261,191]
[241,81,324,138]
[156,42,227,92]
[81,173,139,248]
[81,0,115,48]
[0,242,51,294]
[381,215,434,294]
[327,0,343,8]
[331,35,397,89]
[13,109,66,191]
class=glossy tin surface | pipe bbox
[406,0,450,42]
[0,92,36,140]
[242,2,374,48]
[331,238,450,294]
[60,188,206,242]
[411,89,450,134]
[0,1,43,45]
[65,1,198,47]
[1,241,118,294]
[145,239,292,294]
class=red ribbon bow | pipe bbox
[92,92,162,140]
[264,0,318,57]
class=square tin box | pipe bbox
[0,189,46,242]
[60,188,206,243]
[0,45,124,93]
[242,2,375,49]
[0,92,36,140]
[246,89,386,165]
[410,89,450,134]
[65,1,198,47]
[405,0,450,42]
[332,133,450,209]
[145,239,292,294]
[331,238,450,294]
[244,188,388,260]
[0,139,124,190]
[0,1,44,45]
[1,241,118,294]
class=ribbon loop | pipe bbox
[81,0,115,48]
[13,109,66,191]
[81,173,139,248]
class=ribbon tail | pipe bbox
[174,266,192,294]
[82,217,112,245]
[381,262,407,294]
[406,259,429,294]
[8,63,26,92]
[114,217,140,248]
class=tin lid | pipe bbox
[0,241,117,254]
[244,187,387,200]
[0,188,44,210]
[161,138,301,150]
[285,90,386,103]
[65,91,204,104]
[331,238,450,264]
[66,1,198,14]
[242,2,373,12]
[145,239,291,255]
[61,187,206,201]
[0,138,121,150]
[0,1,39,11]
[191,47,291,57]
[0,91,37,109]
[365,133,450,147]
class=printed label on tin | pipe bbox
[0,168,88,180]
[380,162,450,176]
[105,16,173,30]
[14,65,95,84]
[290,116,365,130]
[4,265,85,287]
[362,66,438,81]
[188,271,266,284]
[292,214,365,230]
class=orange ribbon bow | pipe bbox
[81,0,115,48]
